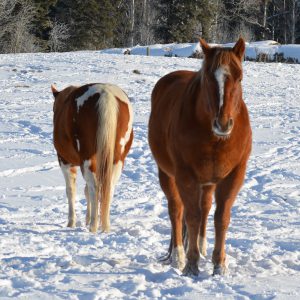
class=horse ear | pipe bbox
[199,38,211,56]
[233,37,245,61]
[51,84,59,97]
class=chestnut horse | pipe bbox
[148,38,252,276]
[52,83,133,233]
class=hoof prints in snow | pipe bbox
[0,52,300,299]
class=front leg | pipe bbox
[213,162,247,275]
[60,162,77,228]
[176,173,201,276]
[158,169,185,270]
[199,185,215,256]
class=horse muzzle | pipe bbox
[212,118,234,137]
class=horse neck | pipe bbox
[54,87,76,114]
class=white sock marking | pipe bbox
[83,160,98,232]
[60,163,77,227]
[172,245,186,270]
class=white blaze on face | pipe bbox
[214,67,229,112]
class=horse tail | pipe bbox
[96,89,119,232]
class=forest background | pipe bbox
[0,0,299,54]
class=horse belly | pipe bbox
[148,128,175,176]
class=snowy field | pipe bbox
[0,51,300,299]
[101,40,300,62]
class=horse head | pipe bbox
[51,84,77,112]
[199,38,245,138]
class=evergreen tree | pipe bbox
[32,0,57,50]
[154,0,216,43]
[54,0,117,50]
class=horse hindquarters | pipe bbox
[95,87,133,233]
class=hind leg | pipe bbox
[60,162,77,228]
[82,160,98,233]
[159,168,185,270]
[101,160,123,232]
[199,185,215,256]
[84,185,91,226]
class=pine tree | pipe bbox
[154,0,216,43]
[53,0,117,50]
[31,0,57,50]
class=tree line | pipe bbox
[0,0,299,54]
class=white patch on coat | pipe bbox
[76,83,132,154]
[104,85,133,154]
[76,85,100,112]
[83,160,96,184]
[60,163,77,227]
[214,67,229,111]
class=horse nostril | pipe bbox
[228,118,233,128]
[214,119,220,129]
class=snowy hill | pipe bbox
[0,51,300,299]
[101,41,300,63]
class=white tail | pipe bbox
[96,89,119,232]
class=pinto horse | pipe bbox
[52,83,133,233]
[148,38,252,276]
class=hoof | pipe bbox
[89,224,98,233]
[101,225,110,233]
[182,262,199,276]
[67,220,76,228]
[213,265,227,276]
[171,258,185,271]
[171,246,186,271]
[158,253,172,265]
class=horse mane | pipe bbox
[202,47,242,78]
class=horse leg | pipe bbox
[199,185,215,256]
[82,160,98,233]
[158,168,185,270]
[60,163,77,228]
[176,175,201,276]
[84,185,91,226]
[213,163,247,275]
[104,160,123,232]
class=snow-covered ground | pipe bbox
[101,40,300,62]
[0,51,300,299]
